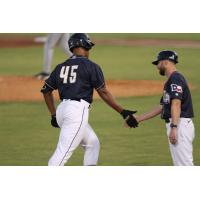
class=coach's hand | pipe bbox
[51,114,59,128]
[169,128,177,145]
[120,110,138,128]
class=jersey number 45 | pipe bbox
[60,65,79,84]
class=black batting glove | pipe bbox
[51,114,59,128]
[120,109,138,128]
[126,115,138,128]
[120,109,137,119]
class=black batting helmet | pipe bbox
[152,50,178,65]
[68,33,95,52]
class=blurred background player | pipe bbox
[34,33,72,80]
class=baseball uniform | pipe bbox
[41,55,105,166]
[160,71,195,166]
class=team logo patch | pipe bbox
[171,84,183,93]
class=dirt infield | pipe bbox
[0,36,41,48]
[0,76,164,102]
[1,36,200,48]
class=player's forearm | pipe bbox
[171,99,181,125]
[43,91,56,115]
[97,86,123,113]
[137,105,162,122]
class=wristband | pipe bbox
[170,123,178,128]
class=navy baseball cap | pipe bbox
[152,50,178,65]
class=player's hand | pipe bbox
[169,128,177,145]
[120,110,138,128]
[124,114,139,128]
[51,114,59,128]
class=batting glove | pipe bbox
[51,114,59,128]
[120,109,138,128]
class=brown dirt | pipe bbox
[0,76,164,102]
[0,37,41,48]
[1,36,200,48]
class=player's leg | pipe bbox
[48,123,87,166]
[81,124,100,166]
[166,118,195,166]
[43,33,62,74]
[35,34,62,80]
[59,33,72,57]
[48,101,89,166]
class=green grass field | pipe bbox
[2,33,200,40]
[0,33,199,165]
[91,33,200,41]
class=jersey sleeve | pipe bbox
[169,76,184,100]
[40,68,58,93]
[91,64,105,90]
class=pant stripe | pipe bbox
[59,107,86,166]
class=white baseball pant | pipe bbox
[166,118,195,166]
[48,99,100,166]
[43,33,72,74]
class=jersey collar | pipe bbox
[70,55,87,59]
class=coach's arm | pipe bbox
[135,105,163,122]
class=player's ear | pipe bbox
[85,50,89,58]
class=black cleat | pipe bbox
[34,72,50,80]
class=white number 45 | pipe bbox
[60,65,79,84]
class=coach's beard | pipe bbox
[159,67,165,76]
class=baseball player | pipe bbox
[41,33,138,166]
[35,33,72,80]
[127,50,195,166]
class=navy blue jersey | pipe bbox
[41,55,105,103]
[160,71,194,119]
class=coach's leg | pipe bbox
[166,119,195,166]
[81,124,100,166]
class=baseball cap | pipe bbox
[152,50,178,65]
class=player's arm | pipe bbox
[41,87,59,128]
[97,85,123,113]
[97,85,138,128]
[136,105,162,123]
[42,90,56,115]
[92,65,124,113]
[40,69,59,128]
[93,64,138,128]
